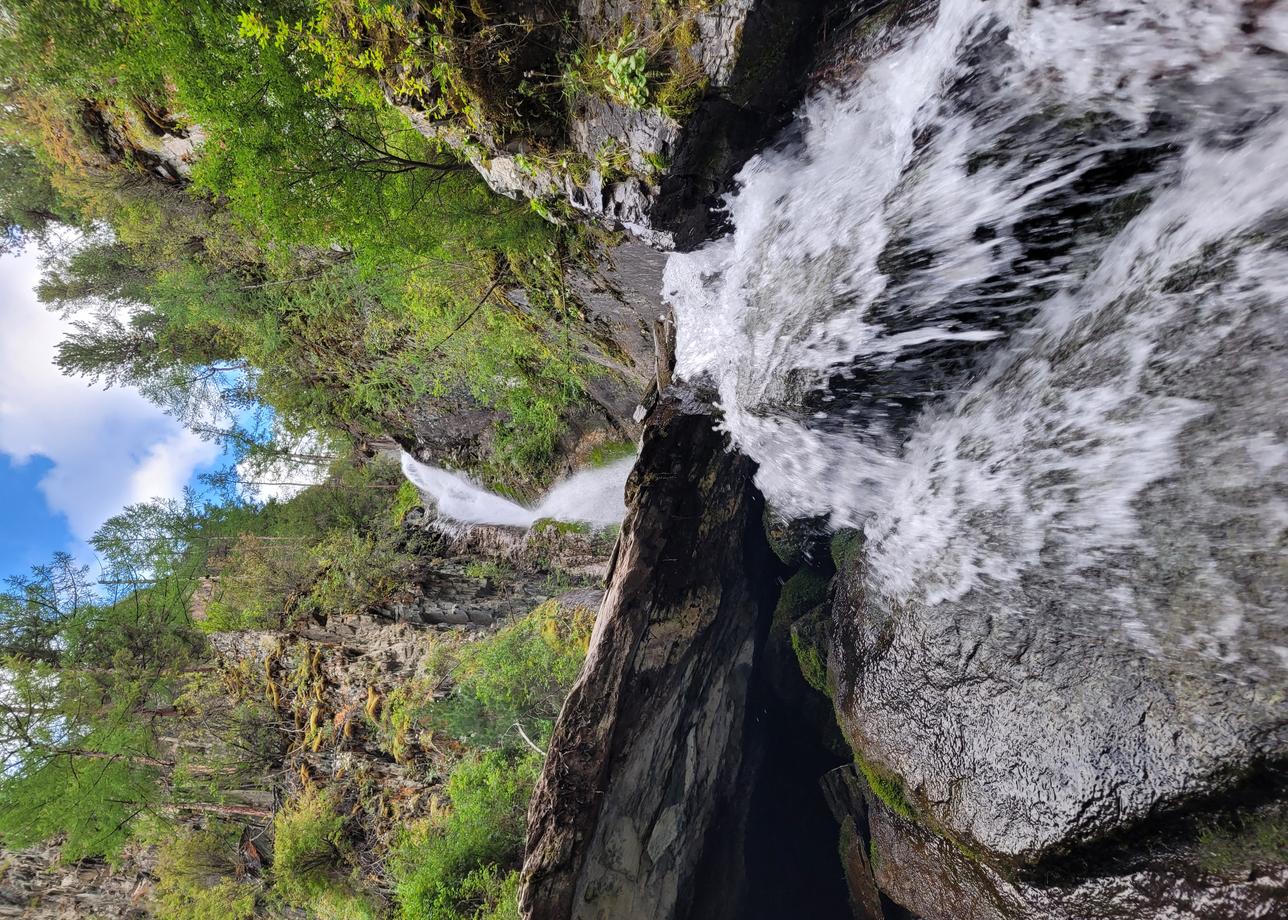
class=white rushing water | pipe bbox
[666,0,1288,667]
[400,452,633,527]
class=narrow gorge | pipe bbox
[0,2,1283,919]
[523,1,1288,917]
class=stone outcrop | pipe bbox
[403,1,847,249]
[520,389,771,920]
[817,140,1288,915]
[520,388,851,920]
[0,841,155,920]
[395,245,663,493]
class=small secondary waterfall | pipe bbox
[666,0,1288,675]
[400,453,633,527]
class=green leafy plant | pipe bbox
[597,35,650,108]
[272,786,352,907]
[432,599,595,750]
[151,824,259,920]
[391,751,539,920]
[565,31,650,110]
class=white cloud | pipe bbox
[0,248,220,541]
[236,430,331,503]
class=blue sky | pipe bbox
[0,247,224,583]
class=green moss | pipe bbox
[531,517,590,536]
[837,815,857,859]
[856,756,915,822]
[791,630,829,695]
[587,441,636,467]
[774,569,832,695]
[1197,810,1288,876]
[948,834,985,864]
[774,568,830,625]
[464,560,507,581]
[640,150,669,176]
[869,837,880,871]
[830,529,862,571]
[764,510,816,568]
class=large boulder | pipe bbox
[520,389,771,920]
[823,222,1288,916]
[520,388,851,920]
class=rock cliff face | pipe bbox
[0,841,154,920]
[403,1,847,250]
[521,389,851,920]
[396,0,855,484]
[520,390,772,920]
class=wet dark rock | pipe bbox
[649,0,851,249]
[764,507,832,568]
[827,250,1288,871]
[821,227,1288,917]
[521,389,851,920]
[564,239,669,380]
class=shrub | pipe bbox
[306,528,416,617]
[151,824,258,920]
[391,480,422,525]
[392,751,540,920]
[272,787,350,907]
[202,533,313,632]
[315,889,385,920]
[432,599,595,750]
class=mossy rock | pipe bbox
[791,630,829,695]
[1196,804,1288,876]
[788,602,833,697]
[830,528,863,572]
[764,508,831,568]
[773,567,831,628]
[855,754,916,823]
[586,440,637,467]
[532,517,592,536]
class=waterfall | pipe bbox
[666,0,1288,674]
[400,452,633,527]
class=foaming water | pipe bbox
[400,453,633,527]
[666,0,1288,671]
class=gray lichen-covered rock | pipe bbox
[0,841,155,920]
[520,390,775,920]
